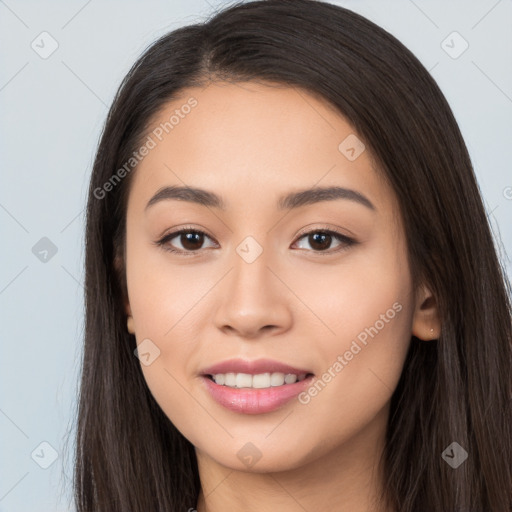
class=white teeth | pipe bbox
[252,372,271,388]
[224,373,236,387]
[235,373,253,388]
[270,372,285,386]
[211,372,308,389]
[284,373,297,384]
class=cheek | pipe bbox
[291,247,414,444]
[124,235,207,417]
[127,258,208,377]
[288,232,413,349]
[125,229,211,339]
[128,256,207,444]
[294,304,412,458]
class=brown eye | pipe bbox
[294,230,355,253]
[156,228,217,254]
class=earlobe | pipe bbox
[124,299,135,334]
[113,253,134,334]
[411,283,441,340]
[124,299,132,318]
[127,315,135,334]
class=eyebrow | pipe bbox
[145,185,376,212]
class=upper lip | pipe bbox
[200,358,314,376]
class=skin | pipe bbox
[122,81,440,512]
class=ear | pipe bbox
[411,282,441,340]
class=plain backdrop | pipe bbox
[1,0,511,510]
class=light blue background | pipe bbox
[1,0,511,510]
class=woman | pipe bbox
[74,0,512,510]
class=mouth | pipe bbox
[198,359,316,414]
[200,372,315,414]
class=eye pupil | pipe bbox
[181,232,203,250]
[309,232,331,250]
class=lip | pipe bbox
[200,358,313,377]
[200,373,315,415]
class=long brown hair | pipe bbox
[74,0,512,510]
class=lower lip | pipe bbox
[200,375,315,414]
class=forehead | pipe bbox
[128,81,394,216]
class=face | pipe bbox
[122,80,421,474]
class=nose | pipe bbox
[212,246,293,340]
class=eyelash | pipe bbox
[154,225,357,257]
